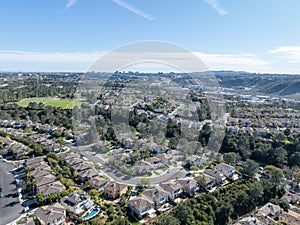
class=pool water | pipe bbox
[84,206,100,220]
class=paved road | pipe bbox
[0,159,24,225]
[72,147,189,185]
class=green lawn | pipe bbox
[17,97,83,109]
[161,167,169,172]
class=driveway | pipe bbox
[0,159,25,225]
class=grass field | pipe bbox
[17,97,84,109]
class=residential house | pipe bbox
[72,163,92,172]
[61,191,94,215]
[258,203,281,217]
[227,126,239,134]
[215,163,235,179]
[159,181,183,199]
[240,119,251,127]
[134,160,152,175]
[241,127,254,136]
[195,174,219,190]
[177,178,199,195]
[29,166,53,178]
[204,168,224,183]
[143,187,169,208]
[65,157,83,166]
[77,168,99,182]
[279,212,300,225]
[234,216,265,225]
[37,181,66,198]
[35,203,66,225]
[35,174,57,188]
[281,192,300,204]
[104,181,128,199]
[185,156,202,168]
[24,156,45,167]
[128,195,155,220]
[89,176,108,191]
[150,144,168,154]
[256,128,269,138]
[60,151,80,161]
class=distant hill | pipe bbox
[214,71,300,99]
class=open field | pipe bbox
[17,97,84,109]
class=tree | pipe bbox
[89,189,100,200]
[249,181,264,204]
[36,193,45,205]
[293,171,300,188]
[169,137,179,149]
[173,203,194,225]
[264,165,284,185]
[223,152,236,165]
[154,215,180,225]
[289,152,300,167]
[271,147,287,166]
[242,159,259,177]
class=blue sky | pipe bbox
[0,0,300,73]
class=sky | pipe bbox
[0,0,300,73]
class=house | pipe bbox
[185,156,202,168]
[195,174,220,190]
[240,119,251,127]
[159,181,183,199]
[281,192,300,204]
[104,181,127,199]
[150,144,168,154]
[60,151,80,161]
[227,126,239,134]
[234,216,265,225]
[29,165,53,178]
[204,169,224,183]
[143,187,169,207]
[241,127,254,136]
[37,181,66,198]
[35,203,66,225]
[128,195,155,220]
[77,168,99,182]
[24,156,45,167]
[61,191,94,215]
[134,160,152,175]
[89,176,108,191]
[35,174,57,187]
[279,212,300,225]
[72,163,92,172]
[177,178,199,195]
[229,119,238,126]
[214,163,235,179]
[258,203,281,217]
[65,157,83,166]
[290,206,300,217]
[256,128,269,138]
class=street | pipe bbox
[72,147,189,185]
[0,159,24,225]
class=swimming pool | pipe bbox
[84,206,100,220]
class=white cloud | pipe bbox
[0,50,102,72]
[196,52,271,72]
[270,46,300,63]
[204,0,228,16]
[0,50,275,73]
[66,0,77,9]
[111,0,154,21]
